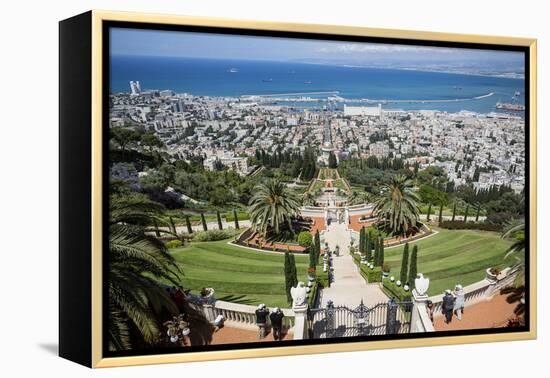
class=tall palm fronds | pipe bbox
[502,219,526,259]
[248,179,301,236]
[302,191,315,206]
[108,194,181,351]
[348,190,371,206]
[373,174,420,235]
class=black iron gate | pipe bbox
[308,299,412,339]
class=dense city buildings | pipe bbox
[110,83,525,192]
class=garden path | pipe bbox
[319,221,389,308]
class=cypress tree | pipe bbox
[201,212,208,231]
[314,230,321,264]
[408,245,418,288]
[372,238,378,265]
[400,243,409,284]
[169,216,177,235]
[284,252,293,304]
[185,214,193,234]
[427,203,432,222]
[289,253,298,296]
[233,209,240,229]
[153,219,161,237]
[359,227,365,254]
[216,210,223,230]
[464,204,469,223]
[365,233,372,261]
[379,236,385,266]
[475,205,481,222]
[438,204,444,224]
[451,203,457,222]
[309,240,317,268]
[374,237,381,266]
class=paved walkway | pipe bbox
[320,222,389,308]
[210,323,293,345]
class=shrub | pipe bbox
[357,265,382,283]
[383,279,412,302]
[307,281,319,307]
[193,229,233,242]
[165,239,183,249]
[382,263,391,273]
[298,231,313,248]
[439,220,502,232]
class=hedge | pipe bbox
[165,239,183,249]
[316,268,330,288]
[439,220,502,232]
[193,229,235,242]
[383,279,412,302]
[365,266,382,283]
[307,281,319,307]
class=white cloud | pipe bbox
[317,43,455,54]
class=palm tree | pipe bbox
[108,194,181,351]
[373,174,420,235]
[248,179,301,236]
[348,190,371,205]
[502,219,526,264]
[302,191,315,206]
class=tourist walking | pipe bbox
[442,290,455,324]
[213,314,225,332]
[269,307,285,341]
[255,304,269,339]
[453,284,465,320]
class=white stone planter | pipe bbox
[486,268,498,283]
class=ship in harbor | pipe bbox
[496,102,525,112]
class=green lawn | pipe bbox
[171,240,309,308]
[384,228,515,296]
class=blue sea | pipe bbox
[110,56,525,114]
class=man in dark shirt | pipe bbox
[255,304,269,339]
[442,290,455,324]
[269,307,285,341]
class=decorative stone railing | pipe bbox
[410,267,519,333]
[202,300,295,330]
[428,267,517,316]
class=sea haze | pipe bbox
[110,56,525,114]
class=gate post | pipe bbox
[386,299,398,334]
[291,282,309,340]
[326,300,335,338]
[410,274,431,333]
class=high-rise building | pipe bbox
[129,81,141,95]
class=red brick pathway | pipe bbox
[433,293,518,331]
[210,326,292,345]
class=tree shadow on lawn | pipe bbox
[217,294,258,305]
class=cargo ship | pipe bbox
[495,102,525,112]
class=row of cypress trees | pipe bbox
[359,227,385,266]
[399,242,419,288]
[182,209,241,234]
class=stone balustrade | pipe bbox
[202,300,295,330]
[411,267,519,333]
[428,267,516,316]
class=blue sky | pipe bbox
[110,28,524,73]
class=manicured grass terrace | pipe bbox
[384,228,515,296]
[171,240,309,308]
